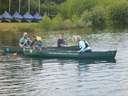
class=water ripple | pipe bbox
[0,32,128,96]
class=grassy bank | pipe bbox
[0,23,39,32]
[0,23,127,34]
[0,22,87,33]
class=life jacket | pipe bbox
[19,36,30,48]
[84,41,89,48]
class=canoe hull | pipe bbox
[3,46,79,54]
[3,47,117,60]
[3,47,23,54]
[24,49,116,60]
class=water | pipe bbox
[0,32,128,96]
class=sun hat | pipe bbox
[36,36,42,41]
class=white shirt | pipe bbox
[79,40,91,52]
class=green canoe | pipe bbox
[23,49,117,60]
[3,46,79,54]
[3,47,23,54]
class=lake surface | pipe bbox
[0,32,128,96]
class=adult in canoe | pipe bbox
[19,32,31,48]
[76,36,92,53]
[57,33,68,47]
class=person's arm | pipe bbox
[20,38,29,48]
[57,39,60,47]
[79,41,85,52]
[78,41,82,52]
[60,39,67,47]
[19,37,24,48]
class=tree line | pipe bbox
[0,0,128,29]
[0,0,65,16]
[40,0,128,30]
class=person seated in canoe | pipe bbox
[57,33,68,47]
[76,36,92,53]
[29,34,37,49]
[19,32,31,48]
[33,36,44,51]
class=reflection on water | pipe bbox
[0,57,119,96]
[0,58,116,96]
[0,32,128,96]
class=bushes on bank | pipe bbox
[51,14,63,29]
[39,0,128,30]
[40,15,52,30]
[58,0,96,19]
[91,7,106,29]
[81,7,107,29]
[108,1,128,28]
[39,14,82,30]
[80,10,92,27]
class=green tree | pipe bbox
[108,0,128,28]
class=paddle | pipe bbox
[0,49,4,55]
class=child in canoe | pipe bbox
[57,33,68,47]
[30,35,46,51]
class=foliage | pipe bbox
[63,19,73,29]
[108,0,128,28]
[0,0,128,29]
[40,14,51,30]
[80,10,92,26]
[51,14,63,29]
[90,7,106,29]
[71,15,80,24]
[58,0,96,19]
